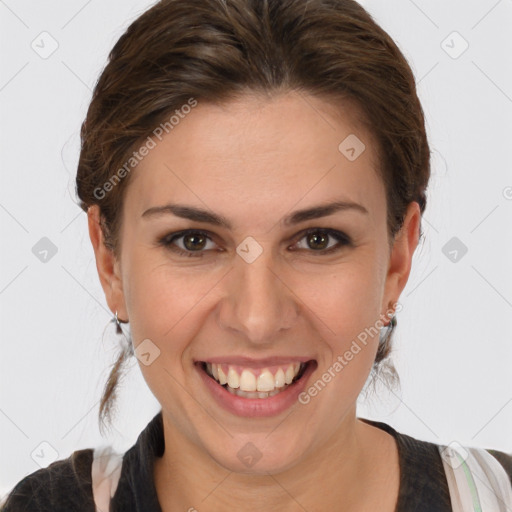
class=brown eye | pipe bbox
[160,230,217,257]
[182,232,207,251]
[293,228,351,254]
[306,231,329,250]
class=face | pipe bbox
[89,91,419,474]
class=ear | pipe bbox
[382,201,421,318]
[87,205,128,321]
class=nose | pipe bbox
[216,248,300,346]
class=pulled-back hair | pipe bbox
[75,0,430,434]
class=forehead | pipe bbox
[124,91,385,226]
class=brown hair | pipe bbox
[75,0,430,434]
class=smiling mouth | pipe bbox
[198,360,312,399]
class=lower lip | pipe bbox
[196,362,316,417]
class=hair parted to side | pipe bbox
[75,0,431,434]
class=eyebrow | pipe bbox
[141,199,369,228]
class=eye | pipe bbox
[291,228,352,254]
[159,230,218,257]
[158,228,352,258]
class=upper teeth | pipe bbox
[206,363,303,392]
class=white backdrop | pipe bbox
[1,0,511,498]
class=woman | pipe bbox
[3,0,511,510]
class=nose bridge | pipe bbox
[218,247,298,343]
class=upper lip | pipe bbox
[195,356,314,367]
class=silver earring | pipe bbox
[114,310,123,335]
[379,314,397,345]
[114,310,134,356]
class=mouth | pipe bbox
[197,360,313,399]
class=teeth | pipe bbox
[217,366,228,385]
[257,369,275,392]
[227,367,239,389]
[274,368,285,388]
[285,365,295,384]
[205,362,305,394]
[226,386,284,399]
[239,369,257,392]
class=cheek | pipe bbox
[298,272,382,417]
[122,248,224,353]
[124,242,384,347]
[296,257,383,338]
[294,256,383,390]
[121,258,216,415]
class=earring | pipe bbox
[114,310,134,356]
[114,310,123,334]
[379,304,397,345]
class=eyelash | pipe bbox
[158,228,352,258]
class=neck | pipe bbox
[154,406,399,511]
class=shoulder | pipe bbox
[364,417,512,484]
[485,448,512,484]
[436,442,512,487]
[400,431,512,488]
[360,417,512,511]
[1,448,95,512]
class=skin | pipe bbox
[88,90,420,511]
